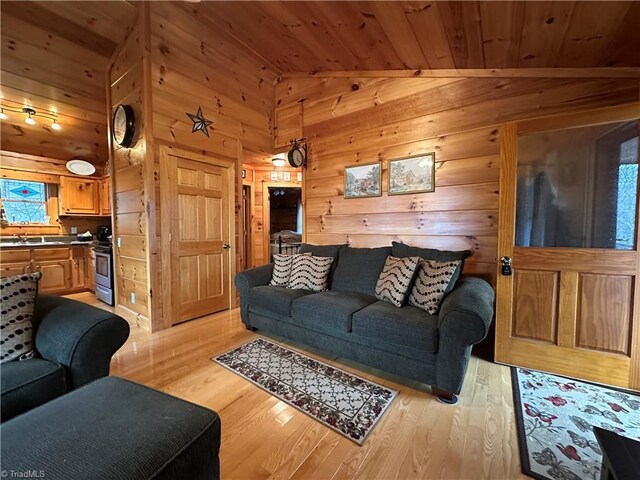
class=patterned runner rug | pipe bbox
[213,338,397,445]
[512,368,640,480]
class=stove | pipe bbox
[92,240,113,306]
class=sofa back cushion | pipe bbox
[331,246,392,296]
[391,241,471,293]
[299,243,346,283]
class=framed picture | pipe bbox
[388,153,435,195]
[242,169,246,179]
[270,171,278,181]
[283,172,291,181]
[344,161,382,199]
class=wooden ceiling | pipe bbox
[195,1,640,72]
[0,1,137,164]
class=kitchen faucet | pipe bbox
[12,234,28,243]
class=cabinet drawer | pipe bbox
[0,249,31,263]
[71,246,88,259]
[0,263,29,278]
[33,248,70,261]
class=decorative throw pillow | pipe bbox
[269,253,309,287]
[408,260,461,315]
[288,255,334,292]
[375,256,420,307]
[0,272,41,364]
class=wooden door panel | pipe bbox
[512,269,559,343]
[179,255,200,304]
[577,274,633,356]
[204,172,222,190]
[204,254,224,298]
[178,194,199,241]
[177,167,199,187]
[205,197,223,241]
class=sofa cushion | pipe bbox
[249,286,313,317]
[0,358,66,422]
[299,243,346,282]
[352,301,438,354]
[375,255,420,307]
[292,291,377,334]
[409,260,462,314]
[391,241,471,293]
[1,272,41,364]
[270,253,304,287]
[288,255,334,292]
[332,246,392,296]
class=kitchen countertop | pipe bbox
[0,241,94,249]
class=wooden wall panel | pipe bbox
[577,274,634,355]
[512,270,559,343]
[275,76,639,285]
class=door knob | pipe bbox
[222,243,231,249]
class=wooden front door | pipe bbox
[496,109,640,390]
[161,148,233,325]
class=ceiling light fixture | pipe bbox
[271,153,286,168]
[51,119,61,131]
[23,107,36,125]
[0,108,7,120]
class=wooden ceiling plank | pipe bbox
[1,1,116,58]
[402,1,456,69]
[1,14,108,71]
[0,85,106,125]
[437,1,486,68]
[556,1,635,67]
[0,72,106,113]
[480,1,525,68]
[31,0,136,50]
[279,68,640,79]
[367,1,430,69]
[517,1,576,68]
[599,2,640,67]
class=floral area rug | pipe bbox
[213,338,397,445]
[512,368,640,480]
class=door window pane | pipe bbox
[516,120,638,249]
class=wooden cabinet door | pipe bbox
[0,263,29,278]
[71,247,87,289]
[496,118,640,391]
[87,248,95,292]
[59,177,99,215]
[99,177,111,216]
[35,260,71,293]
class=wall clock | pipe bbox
[112,104,135,148]
[287,138,307,168]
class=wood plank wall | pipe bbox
[108,13,152,330]
[275,76,640,284]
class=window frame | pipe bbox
[0,179,53,226]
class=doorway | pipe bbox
[160,147,235,326]
[242,184,252,269]
[263,185,302,261]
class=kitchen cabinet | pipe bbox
[0,245,90,294]
[59,176,99,215]
[99,177,111,216]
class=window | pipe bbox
[0,179,49,224]
[616,137,639,249]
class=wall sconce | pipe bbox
[271,153,286,168]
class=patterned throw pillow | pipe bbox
[288,255,334,292]
[270,253,307,287]
[408,260,461,314]
[375,256,420,307]
[0,272,41,364]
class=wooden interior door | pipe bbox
[496,112,640,390]
[161,149,233,325]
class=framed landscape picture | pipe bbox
[344,162,382,199]
[388,153,435,195]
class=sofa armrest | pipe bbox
[435,277,495,394]
[234,264,273,327]
[33,295,130,390]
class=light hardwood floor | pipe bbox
[66,292,526,480]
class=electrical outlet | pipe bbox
[117,237,122,248]
[130,292,136,304]
[70,227,78,234]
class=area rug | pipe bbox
[512,368,640,480]
[213,338,397,444]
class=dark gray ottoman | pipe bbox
[0,376,220,480]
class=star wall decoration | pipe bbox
[186,106,213,137]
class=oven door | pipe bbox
[94,251,112,288]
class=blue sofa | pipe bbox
[0,295,130,421]
[235,244,495,403]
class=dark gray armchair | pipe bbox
[0,295,130,421]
